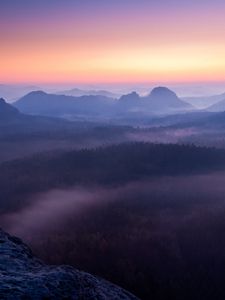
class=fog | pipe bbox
[3,171,225,243]
[2,172,225,299]
[126,127,198,144]
[1,188,111,237]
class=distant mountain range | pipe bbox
[0,84,122,102]
[2,94,225,151]
[2,83,225,112]
[3,85,225,124]
[57,87,120,99]
[13,87,193,119]
[14,91,115,119]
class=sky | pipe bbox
[1,0,225,85]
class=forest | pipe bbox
[1,141,225,299]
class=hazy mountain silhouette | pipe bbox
[207,97,225,112]
[13,87,194,119]
[14,91,115,117]
[0,96,95,137]
[57,88,120,99]
[0,98,21,122]
[117,92,141,112]
[183,92,225,109]
[119,91,140,102]
[116,87,193,115]
[144,87,193,113]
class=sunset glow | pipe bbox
[1,0,225,84]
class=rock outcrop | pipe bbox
[0,229,139,299]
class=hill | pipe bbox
[0,98,21,122]
[207,98,225,112]
[183,92,225,109]
[144,87,193,113]
[14,91,115,118]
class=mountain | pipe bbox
[0,96,97,138]
[14,91,115,118]
[13,87,194,120]
[183,92,225,109]
[117,92,141,112]
[117,87,193,115]
[0,96,70,127]
[144,87,193,114]
[0,98,21,122]
[0,229,138,299]
[119,91,140,103]
[57,87,120,99]
[207,98,225,112]
[0,98,134,164]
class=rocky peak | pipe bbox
[149,87,178,99]
[119,91,140,102]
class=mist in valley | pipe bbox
[2,172,225,299]
[1,84,225,299]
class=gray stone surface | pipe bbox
[0,229,139,300]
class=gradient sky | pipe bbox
[1,0,225,84]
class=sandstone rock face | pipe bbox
[0,229,139,300]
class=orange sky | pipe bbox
[1,1,225,84]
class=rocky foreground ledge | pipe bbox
[0,229,139,299]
